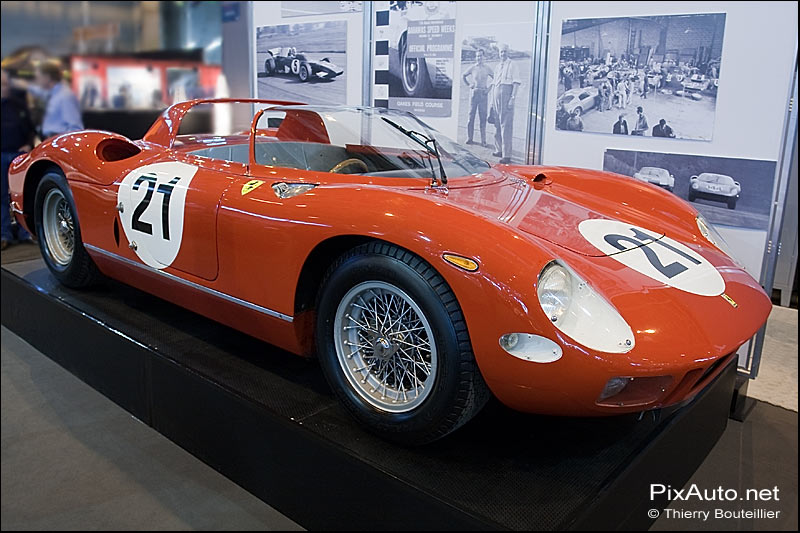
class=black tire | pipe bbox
[399,33,433,97]
[727,198,737,210]
[315,241,490,445]
[299,64,310,82]
[34,170,100,288]
[574,106,583,117]
[264,53,275,76]
[688,192,696,202]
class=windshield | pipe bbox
[253,106,489,179]
[640,167,665,176]
[698,173,734,184]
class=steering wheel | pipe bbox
[330,158,369,174]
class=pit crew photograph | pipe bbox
[555,13,726,140]
[256,20,347,105]
[457,23,533,164]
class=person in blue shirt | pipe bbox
[29,61,83,139]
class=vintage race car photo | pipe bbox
[633,166,675,192]
[557,87,598,116]
[9,98,770,444]
[689,172,742,209]
[263,46,343,82]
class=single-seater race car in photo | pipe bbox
[9,98,770,444]
[263,46,343,82]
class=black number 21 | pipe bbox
[604,227,701,279]
[131,174,181,240]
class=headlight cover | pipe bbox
[696,214,740,265]
[537,261,635,354]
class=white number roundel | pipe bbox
[578,219,725,297]
[118,161,198,270]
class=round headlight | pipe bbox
[537,262,572,323]
[536,260,635,354]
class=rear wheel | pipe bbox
[34,170,99,288]
[299,64,310,82]
[264,53,275,76]
[315,241,490,445]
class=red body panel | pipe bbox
[9,99,772,417]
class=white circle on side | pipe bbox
[117,161,199,270]
[578,219,725,297]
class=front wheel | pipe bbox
[34,170,100,288]
[299,64,310,82]
[315,242,489,445]
[727,198,737,210]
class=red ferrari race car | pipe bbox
[9,99,771,444]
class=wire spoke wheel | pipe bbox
[334,281,437,413]
[42,188,74,266]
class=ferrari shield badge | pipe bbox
[241,180,265,196]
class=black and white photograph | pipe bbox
[604,149,776,234]
[372,0,456,117]
[556,13,726,141]
[457,23,533,164]
[280,1,363,18]
[256,20,347,105]
[604,148,777,278]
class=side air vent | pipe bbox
[96,138,141,162]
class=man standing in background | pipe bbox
[632,106,649,136]
[26,60,83,139]
[1,69,36,250]
[491,44,521,164]
[462,49,493,146]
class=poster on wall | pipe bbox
[457,22,533,164]
[372,1,456,117]
[603,149,776,276]
[556,13,726,141]
[256,20,347,105]
[281,1,363,18]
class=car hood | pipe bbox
[441,166,699,257]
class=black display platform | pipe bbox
[1,258,737,531]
